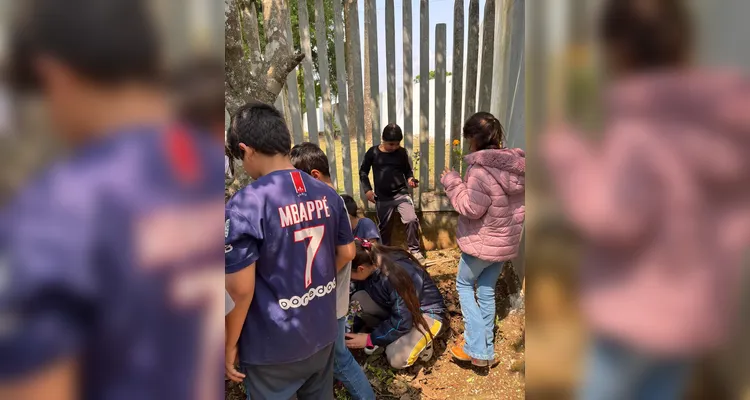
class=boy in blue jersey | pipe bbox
[291,143,376,400]
[0,1,225,399]
[225,104,356,400]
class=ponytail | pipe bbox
[352,239,433,339]
[463,112,505,151]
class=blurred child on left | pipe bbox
[0,1,225,399]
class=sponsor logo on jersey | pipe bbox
[278,277,336,310]
[290,171,307,196]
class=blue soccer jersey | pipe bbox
[225,169,354,365]
[0,124,224,400]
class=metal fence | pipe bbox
[236,0,524,211]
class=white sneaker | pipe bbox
[364,345,382,356]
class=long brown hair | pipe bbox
[352,239,433,338]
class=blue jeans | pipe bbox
[334,317,375,400]
[456,253,503,360]
[579,337,691,400]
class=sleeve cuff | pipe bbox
[225,254,258,274]
[441,171,461,189]
[366,334,373,348]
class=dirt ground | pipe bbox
[226,248,525,400]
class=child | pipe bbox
[0,1,224,399]
[171,56,225,142]
[544,1,750,399]
[359,124,423,261]
[341,194,380,242]
[225,103,356,399]
[440,112,525,367]
[345,239,446,369]
[290,142,376,400]
[169,56,236,193]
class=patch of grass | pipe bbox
[334,385,351,400]
[365,363,396,387]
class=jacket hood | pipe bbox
[464,148,525,195]
[607,70,750,187]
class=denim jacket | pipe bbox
[355,253,446,346]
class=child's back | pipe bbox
[353,216,380,241]
[226,169,351,365]
[361,251,445,315]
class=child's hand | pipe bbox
[345,333,369,349]
[440,168,454,181]
[225,345,246,383]
[365,190,376,204]
[408,177,418,188]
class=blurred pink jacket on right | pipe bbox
[542,71,750,356]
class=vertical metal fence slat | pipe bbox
[345,0,368,208]
[449,0,465,170]
[478,0,497,112]
[402,0,414,159]
[365,0,382,146]
[463,0,481,161]
[314,0,338,189]
[385,0,397,124]
[297,0,319,143]
[419,0,430,199]
[333,0,354,195]
[283,2,304,144]
[434,24,447,188]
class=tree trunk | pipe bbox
[225,0,304,195]
[224,0,304,115]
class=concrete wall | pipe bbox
[365,210,459,251]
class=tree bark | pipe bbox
[224,0,304,115]
[225,0,304,194]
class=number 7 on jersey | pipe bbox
[294,225,325,288]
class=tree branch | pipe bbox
[265,51,305,95]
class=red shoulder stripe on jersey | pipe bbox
[290,171,307,194]
[166,124,200,185]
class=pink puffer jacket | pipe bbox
[542,70,750,356]
[441,148,525,262]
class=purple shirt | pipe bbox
[225,169,354,365]
[0,125,224,400]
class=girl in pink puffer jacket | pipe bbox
[440,112,525,366]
